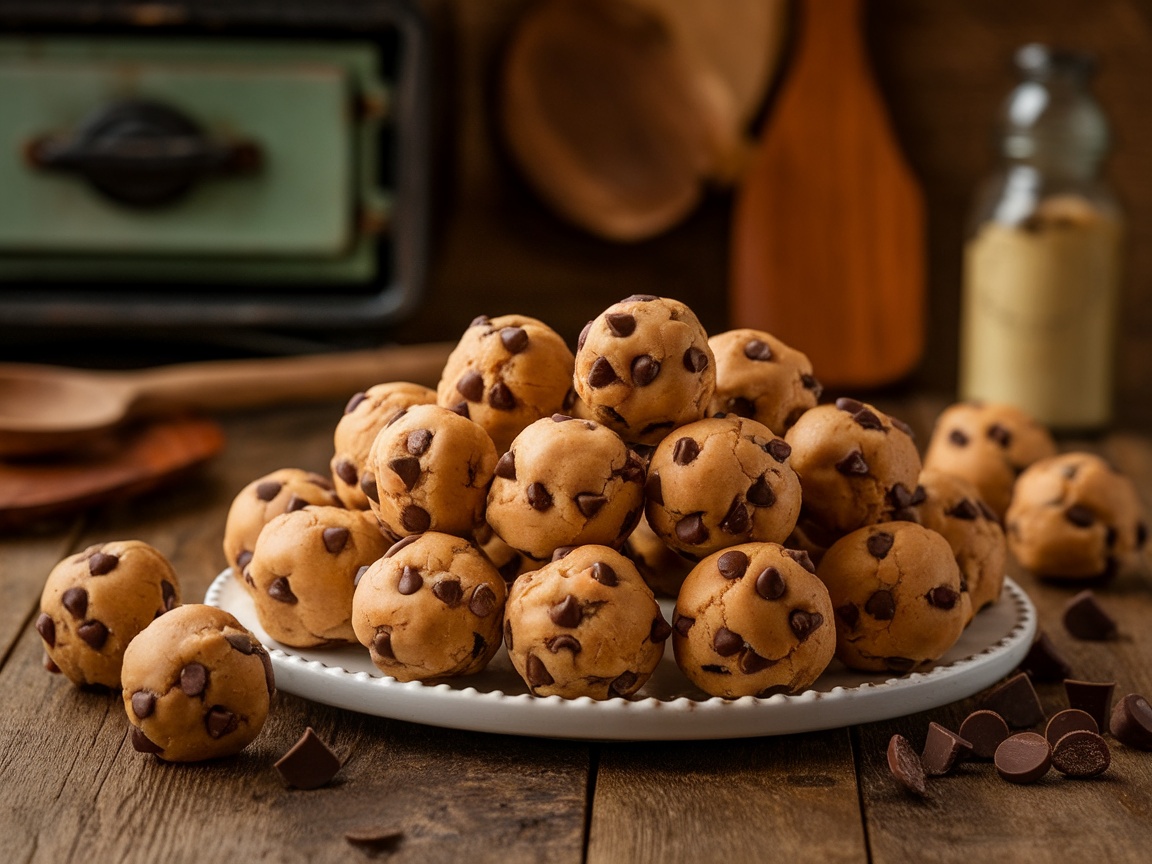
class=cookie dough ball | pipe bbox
[1005,452,1148,581]
[475,522,533,584]
[36,541,181,689]
[785,399,921,538]
[244,507,390,648]
[331,382,437,509]
[223,468,342,576]
[818,522,969,674]
[364,404,498,539]
[487,414,646,561]
[913,469,1007,617]
[504,545,669,699]
[706,329,823,435]
[645,416,801,560]
[923,401,1057,519]
[574,295,716,445]
[672,543,835,698]
[122,604,274,763]
[437,314,576,454]
[623,511,693,598]
[352,532,507,681]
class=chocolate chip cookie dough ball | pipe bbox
[487,414,646,562]
[244,507,390,648]
[913,469,1007,617]
[645,416,801,560]
[923,401,1058,520]
[364,404,498,539]
[223,468,342,577]
[475,522,533,584]
[574,295,716,445]
[784,399,921,538]
[504,545,669,699]
[672,543,834,698]
[623,511,693,598]
[437,314,576,454]
[706,329,823,435]
[818,522,968,674]
[1005,452,1148,581]
[36,541,181,688]
[122,604,274,763]
[352,532,507,682]
[331,382,437,509]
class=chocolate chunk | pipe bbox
[373,628,394,659]
[77,620,109,650]
[588,357,619,388]
[359,473,379,503]
[610,671,638,696]
[981,672,1044,728]
[1064,504,1095,528]
[926,586,960,610]
[713,627,744,656]
[526,654,554,688]
[549,595,582,628]
[1062,590,1116,640]
[947,499,979,520]
[406,428,432,456]
[650,617,672,643]
[746,477,776,507]
[673,614,695,636]
[62,587,88,620]
[397,566,423,595]
[591,562,618,587]
[835,450,869,476]
[495,451,516,480]
[1044,708,1098,746]
[835,604,859,629]
[744,339,773,361]
[400,505,431,533]
[131,726,164,754]
[88,552,118,576]
[739,649,775,674]
[720,500,750,534]
[488,382,516,410]
[866,532,894,559]
[500,326,529,353]
[835,397,864,414]
[225,633,256,655]
[921,722,972,776]
[631,355,660,386]
[456,370,484,402]
[789,610,823,641]
[344,391,367,414]
[131,691,156,720]
[986,423,1012,448]
[683,346,709,373]
[527,482,553,512]
[255,480,282,501]
[605,312,636,337]
[959,710,1010,760]
[765,439,792,463]
[469,584,498,617]
[205,706,238,739]
[432,579,463,607]
[1052,729,1110,778]
[675,513,709,546]
[1065,679,1116,734]
[994,732,1051,784]
[345,829,403,855]
[864,590,896,620]
[717,550,750,580]
[1017,632,1073,683]
[852,408,884,431]
[285,494,308,513]
[384,535,420,557]
[575,493,607,518]
[948,428,969,446]
[322,527,350,554]
[755,567,786,600]
[275,727,342,789]
[1110,693,1152,749]
[180,663,209,697]
[887,734,928,796]
[672,436,700,465]
[268,577,298,605]
[546,635,582,654]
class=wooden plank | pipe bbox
[0,520,84,664]
[587,730,868,863]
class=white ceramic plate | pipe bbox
[205,570,1036,741]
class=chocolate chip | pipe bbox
[610,671,638,697]
[784,549,816,573]
[546,635,582,654]
[981,672,1044,728]
[406,428,432,456]
[575,493,608,518]
[866,532,894,559]
[617,452,646,485]
[755,567,786,600]
[322,527,350,555]
[398,566,423,595]
[1044,708,1098,746]
[959,709,1011,760]
[551,546,576,561]
[268,577,298,604]
[886,656,917,673]
[526,654,554,688]
[1017,632,1073,683]
[449,401,469,419]
[591,562,618,586]
[259,648,275,696]
[131,727,164,754]
[675,513,709,545]
[631,355,660,386]
[765,439,792,463]
[488,382,516,410]
[285,494,308,513]
[645,473,664,506]
[432,579,463,607]
[344,829,404,855]
[672,436,700,465]
[456,371,484,402]
[129,690,156,720]
[744,339,773,361]
[180,662,209,697]
[833,397,862,413]
[994,732,1051,784]
[623,293,658,303]
[835,450,869,476]
[1110,693,1152,749]
[400,505,431,533]
[527,482,553,512]
[225,633,256,655]
[500,326,529,354]
[577,320,592,351]
[746,477,776,508]
[864,590,896,620]
[835,604,859,629]
[62,587,88,619]
[1138,522,1148,548]
[789,610,823,641]
[921,722,972,776]
[887,734,927,796]
[673,614,694,636]
[360,472,379,503]
[800,374,822,397]
[160,580,176,612]
[683,347,709,373]
[605,312,636,337]
[77,620,108,650]
[237,551,253,570]
[713,627,744,656]
[385,408,408,427]
[701,664,729,675]
[1063,590,1116,640]
[948,428,969,446]
[495,451,516,480]
[384,535,420,557]
[890,417,914,438]
[1052,729,1110,778]
[926,586,960,610]
[1066,680,1116,734]
[205,706,237,739]
[650,617,672,643]
[88,552,118,576]
[717,550,750,580]
[947,498,980,520]
[373,628,394,659]
[275,727,342,790]
[470,314,491,327]
[549,595,582,628]
[469,584,498,617]
[1064,504,1095,528]
[727,396,755,417]
[852,408,884,431]
[588,357,619,388]
[255,480,282,501]
[987,423,1012,448]
[720,500,750,534]
[472,633,487,658]
[344,392,367,414]
[739,649,775,674]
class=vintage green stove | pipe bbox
[0,0,429,335]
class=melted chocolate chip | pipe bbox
[587,357,619,388]
[407,428,432,456]
[397,566,423,595]
[449,402,470,419]
[131,691,155,719]
[549,595,582,628]
[885,657,917,673]
[756,567,786,600]
[268,577,298,605]
[500,326,529,353]
[255,481,282,501]
[35,613,55,647]
[400,505,431,533]
[835,397,864,413]
[322,526,350,554]
[456,371,484,402]
[683,347,709,373]
[591,562,618,586]
[631,355,660,386]
[527,482,553,512]
[488,382,517,410]
[605,312,636,337]
[77,620,108,650]
[503,620,514,651]
[717,550,750,580]
[433,579,463,607]
[62,587,88,620]
[866,532,895,559]
[800,374,822,397]
[789,610,823,641]
[575,493,608,518]
[865,590,896,620]
[744,339,773,361]
[713,628,744,656]
[88,552,118,576]
[835,450,869,476]
[180,663,209,697]
[672,436,700,465]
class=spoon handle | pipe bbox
[123,342,453,417]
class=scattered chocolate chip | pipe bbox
[986,423,1012,448]
[205,706,237,739]
[275,727,342,789]
[1065,680,1116,734]
[948,428,969,447]
[588,357,619,388]
[981,672,1045,728]
[765,439,792,463]
[526,654,554,688]
[397,566,423,595]
[994,732,1051,784]
[527,482,553,512]
[488,382,517,410]
[373,628,394,659]
[591,562,618,587]
[866,532,894,560]
[432,579,463,607]
[500,326,529,354]
[683,347,709,373]
[921,722,973,776]
[400,505,431,533]
[789,610,823,641]
[947,499,980,520]
[672,437,700,465]
[268,577,298,604]
[673,614,695,636]
[926,586,961,610]
[131,726,164,754]
[62,587,88,620]
[960,709,1011,760]
[406,428,432,456]
[88,552,118,576]
[720,500,750,534]
[226,633,256,655]
[631,355,660,386]
[180,663,209,698]
[1017,632,1073,683]
[322,527,350,555]
[713,627,744,656]
[131,691,155,720]
[835,450,869,476]
[1051,729,1110,778]
[546,635,582,654]
[864,590,896,620]
[755,567,786,600]
[610,671,638,696]
[835,604,859,629]
[77,620,108,650]
[1044,709,1098,746]
[650,617,672,643]
[675,513,709,546]
[1110,693,1152,749]
[550,595,582,628]
[359,473,379,504]
[887,734,928,796]
[1064,504,1095,528]
[469,585,498,617]
[456,370,484,402]
[1062,590,1116,640]
[605,312,636,337]
[494,451,516,481]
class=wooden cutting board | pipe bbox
[0,415,225,529]
[729,0,925,389]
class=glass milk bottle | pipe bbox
[959,44,1123,430]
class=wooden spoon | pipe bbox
[729,0,925,389]
[0,341,452,457]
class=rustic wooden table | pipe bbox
[3,394,1152,863]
